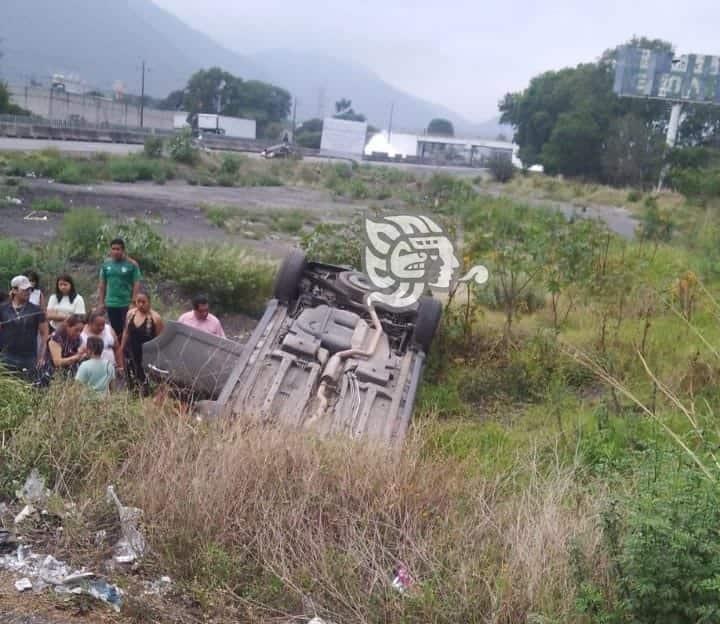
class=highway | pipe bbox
[0,137,482,177]
[0,137,144,154]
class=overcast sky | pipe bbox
[153,0,720,121]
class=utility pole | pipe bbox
[140,60,146,128]
[656,102,683,192]
[388,102,395,143]
[291,97,297,144]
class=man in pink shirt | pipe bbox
[177,295,226,338]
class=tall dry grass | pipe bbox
[119,413,606,623]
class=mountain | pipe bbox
[248,48,484,134]
[0,0,258,96]
[0,0,510,138]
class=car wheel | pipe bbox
[412,296,442,353]
[273,250,307,303]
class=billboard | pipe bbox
[614,46,720,105]
[320,117,368,155]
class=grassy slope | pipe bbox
[2,162,720,621]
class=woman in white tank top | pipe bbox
[80,310,122,369]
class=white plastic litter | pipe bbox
[0,546,123,611]
[15,577,32,592]
[16,469,50,506]
[106,485,146,564]
[14,505,36,525]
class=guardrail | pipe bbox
[0,119,327,158]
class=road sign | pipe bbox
[614,46,720,105]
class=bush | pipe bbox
[611,468,720,623]
[576,468,720,624]
[220,154,241,176]
[0,384,150,498]
[626,189,642,202]
[161,244,274,314]
[487,153,515,183]
[300,217,363,268]
[109,157,168,183]
[60,208,107,261]
[168,129,198,165]
[31,197,67,213]
[98,220,167,274]
[0,238,35,292]
[143,135,164,159]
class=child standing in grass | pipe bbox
[75,335,115,395]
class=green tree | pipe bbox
[602,114,665,187]
[333,98,366,122]
[499,37,676,181]
[427,118,455,136]
[164,67,291,137]
[295,118,323,149]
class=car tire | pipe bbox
[273,250,307,303]
[412,296,442,353]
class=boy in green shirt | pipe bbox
[97,238,141,341]
[75,336,115,395]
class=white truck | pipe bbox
[197,113,256,139]
[173,112,190,130]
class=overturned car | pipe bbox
[143,251,442,444]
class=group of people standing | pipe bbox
[0,238,226,396]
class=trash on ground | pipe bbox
[23,211,48,221]
[14,504,36,525]
[15,577,33,592]
[106,485,146,564]
[16,469,50,506]
[142,575,172,596]
[0,529,17,554]
[56,577,123,611]
[391,565,413,593]
[0,545,123,611]
[4,196,22,205]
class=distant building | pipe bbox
[364,131,516,168]
[416,136,514,167]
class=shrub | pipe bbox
[217,173,236,187]
[109,157,168,183]
[161,244,274,314]
[143,135,164,159]
[626,189,642,202]
[168,129,198,165]
[60,208,107,261]
[98,220,167,274]
[271,212,305,234]
[0,384,150,497]
[55,162,88,184]
[619,469,720,622]
[301,217,363,268]
[0,238,35,292]
[580,467,720,624]
[637,201,674,243]
[31,197,67,213]
[487,153,515,183]
[220,154,241,176]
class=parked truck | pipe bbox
[196,113,256,139]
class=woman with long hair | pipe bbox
[120,291,164,395]
[40,314,86,383]
[46,274,87,331]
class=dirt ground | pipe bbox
[2,179,362,259]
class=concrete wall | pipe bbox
[9,85,176,130]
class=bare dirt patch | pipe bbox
[2,180,363,259]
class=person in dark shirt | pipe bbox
[0,275,49,381]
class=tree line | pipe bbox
[500,37,720,187]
